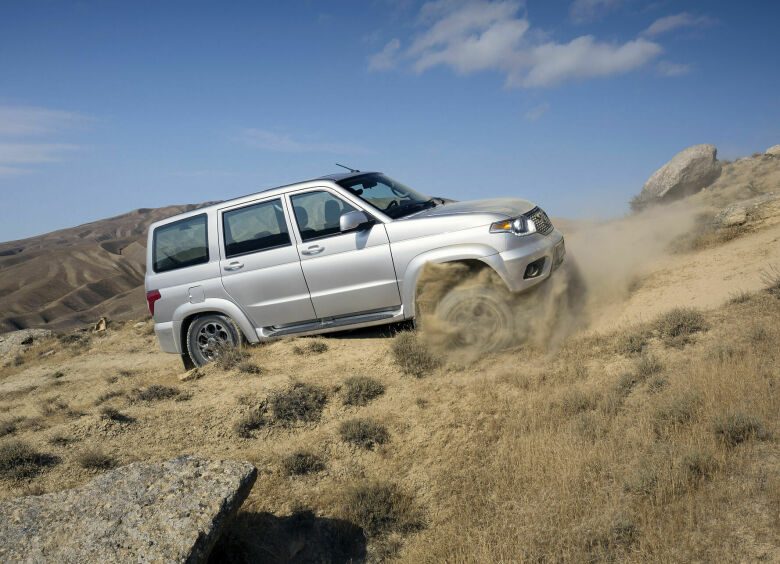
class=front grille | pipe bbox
[524,207,554,235]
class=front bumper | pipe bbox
[489,229,565,293]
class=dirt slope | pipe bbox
[0,204,215,332]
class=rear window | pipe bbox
[223,198,290,258]
[152,214,209,273]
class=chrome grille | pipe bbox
[524,207,554,235]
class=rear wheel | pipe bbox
[435,285,515,352]
[186,314,243,367]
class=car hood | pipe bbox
[405,198,536,220]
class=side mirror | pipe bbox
[340,210,372,232]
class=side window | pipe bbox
[290,190,357,242]
[153,214,209,273]
[223,198,291,258]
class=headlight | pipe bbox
[490,216,537,236]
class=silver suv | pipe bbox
[145,171,565,367]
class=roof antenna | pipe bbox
[335,163,360,173]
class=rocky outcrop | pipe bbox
[0,456,257,564]
[714,192,780,227]
[765,145,780,157]
[638,144,722,206]
[0,328,52,360]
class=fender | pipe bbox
[400,243,509,319]
[170,298,259,353]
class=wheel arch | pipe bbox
[172,298,259,354]
[401,245,511,319]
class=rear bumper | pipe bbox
[492,230,565,293]
[154,321,180,354]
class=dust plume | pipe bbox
[415,199,709,354]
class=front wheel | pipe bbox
[186,313,243,366]
[435,285,515,352]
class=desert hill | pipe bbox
[0,204,217,332]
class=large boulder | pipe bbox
[639,144,722,204]
[765,145,780,157]
[0,456,257,563]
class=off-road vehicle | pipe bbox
[145,171,565,367]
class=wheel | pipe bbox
[435,284,515,352]
[186,313,243,366]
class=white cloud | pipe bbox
[523,102,550,121]
[0,106,89,177]
[0,106,89,137]
[656,61,692,77]
[368,38,401,71]
[569,0,625,24]
[372,1,662,88]
[516,36,661,87]
[238,129,368,155]
[642,13,715,37]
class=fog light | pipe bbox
[524,258,545,279]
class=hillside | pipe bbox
[0,152,778,562]
[0,204,214,332]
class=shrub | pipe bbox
[0,419,19,438]
[678,448,716,486]
[647,374,667,393]
[727,290,753,305]
[762,266,780,298]
[616,328,650,356]
[95,390,124,405]
[559,388,598,415]
[234,408,265,438]
[654,307,707,347]
[292,340,329,355]
[391,331,440,377]
[634,354,663,380]
[654,393,698,434]
[342,482,424,538]
[77,448,116,470]
[52,371,65,379]
[268,382,327,424]
[338,417,389,449]
[39,396,70,416]
[99,406,130,422]
[713,411,769,446]
[238,361,262,375]
[343,376,385,406]
[130,385,180,402]
[281,450,325,475]
[0,440,52,480]
[214,344,250,371]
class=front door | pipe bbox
[288,189,401,319]
[219,197,316,328]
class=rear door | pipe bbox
[286,188,401,318]
[218,197,316,328]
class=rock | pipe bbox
[0,456,257,564]
[179,368,203,382]
[766,145,780,157]
[134,321,147,329]
[93,317,108,332]
[639,144,722,204]
[714,192,780,228]
[0,329,53,359]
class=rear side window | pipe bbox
[152,214,209,273]
[223,198,291,258]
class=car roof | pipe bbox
[149,171,378,229]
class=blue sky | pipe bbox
[1,0,778,242]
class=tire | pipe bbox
[186,313,243,367]
[435,284,515,352]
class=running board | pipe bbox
[259,306,403,338]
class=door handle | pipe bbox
[301,245,324,256]
[224,261,244,271]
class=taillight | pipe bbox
[146,290,161,316]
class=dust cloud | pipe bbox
[415,200,708,354]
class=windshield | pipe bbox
[337,173,435,219]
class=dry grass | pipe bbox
[292,340,329,356]
[234,407,265,438]
[0,441,55,480]
[268,382,327,425]
[338,418,389,450]
[214,344,250,371]
[76,448,116,470]
[342,376,385,406]
[281,450,325,476]
[129,385,180,402]
[340,482,424,538]
[713,411,769,446]
[390,331,440,377]
[654,307,707,347]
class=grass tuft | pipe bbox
[342,482,424,538]
[292,340,329,355]
[238,361,262,375]
[338,417,389,449]
[391,331,440,377]
[130,385,180,402]
[654,307,707,347]
[268,382,327,424]
[0,440,54,480]
[281,450,325,475]
[234,407,265,438]
[214,344,250,371]
[77,448,116,470]
[343,376,386,406]
[713,411,769,446]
